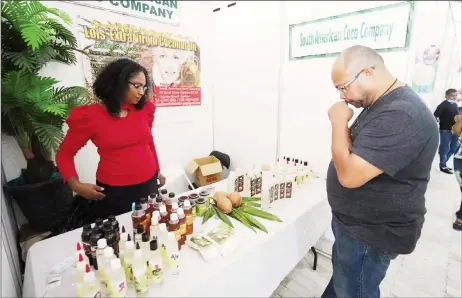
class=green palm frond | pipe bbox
[30,120,65,153]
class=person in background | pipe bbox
[324,45,438,298]
[450,115,462,231]
[56,58,165,219]
[434,88,459,174]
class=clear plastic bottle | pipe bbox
[102,247,116,288]
[78,264,100,298]
[75,253,87,285]
[166,232,180,275]
[75,242,89,266]
[150,213,160,242]
[107,258,127,298]
[132,248,148,296]
[176,208,186,247]
[159,205,169,225]
[96,239,107,282]
[141,233,151,259]
[147,240,164,287]
[119,227,128,264]
[123,240,135,286]
[158,223,168,262]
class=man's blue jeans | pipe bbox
[439,130,459,169]
[321,219,397,298]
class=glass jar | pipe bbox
[195,198,207,217]
[199,190,211,206]
[188,193,199,204]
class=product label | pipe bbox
[180,223,186,235]
[109,280,127,297]
[238,175,244,192]
[185,214,193,225]
[280,182,285,199]
[85,286,101,298]
[234,178,238,192]
[83,243,92,255]
[174,229,182,242]
[286,182,292,198]
[134,269,148,295]
[269,186,274,203]
[168,253,179,271]
[250,179,256,197]
[256,176,262,194]
[274,184,279,201]
[125,264,134,284]
[147,260,163,283]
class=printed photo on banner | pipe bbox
[77,17,201,107]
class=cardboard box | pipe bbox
[186,156,223,187]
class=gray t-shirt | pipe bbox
[326,86,439,255]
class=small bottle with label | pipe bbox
[236,168,244,193]
[166,232,180,275]
[176,208,187,247]
[182,200,193,235]
[166,192,176,214]
[159,188,168,203]
[80,224,92,266]
[134,224,144,247]
[102,246,116,287]
[147,240,164,287]
[141,232,151,259]
[123,240,135,286]
[167,213,181,250]
[96,239,107,281]
[150,212,160,242]
[171,202,179,215]
[107,258,127,298]
[79,264,100,298]
[132,248,148,296]
[159,205,169,224]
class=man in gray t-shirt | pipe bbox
[322,46,438,298]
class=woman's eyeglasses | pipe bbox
[129,81,148,93]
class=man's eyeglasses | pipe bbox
[129,81,148,93]
[336,66,375,93]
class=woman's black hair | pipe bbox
[92,58,151,117]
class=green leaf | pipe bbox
[240,206,283,222]
[229,210,256,233]
[213,206,234,228]
[20,23,50,50]
[238,211,268,233]
[202,207,215,225]
[242,197,261,202]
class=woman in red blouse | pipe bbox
[56,58,165,218]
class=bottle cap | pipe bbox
[156,197,163,203]
[150,193,158,200]
[152,210,160,220]
[125,241,134,251]
[150,240,158,251]
[110,258,121,270]
[151,215,159,226]
[159,205,167,213]
[136,242,141,250]
[161,189,168,195]
[78,253,84,262]
[103,221,112,230]
[304,161,308,166]
[97,238,107,249]
[140,197,147,204]
[76,242,82,251]
[169,213,178,222]
[83,264,95,283]
[142,233,150,242]
[127,234,131,241]
[136,224,144,234]
[172,202,178,210]
[104,247,114,258]
[122,226,126,233]
[168,192,175,198]
[83,224,91,231]
[95,218,103,226]
[158,223,167,232]
[135,202,142,211]
[183,199,191,208]
[177,208,184,217]
[108,214,115,221]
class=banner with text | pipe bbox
[78,17,201,107]
[68,0,180,25]
[289,2,412,59]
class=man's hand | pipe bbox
[328,101,354,124]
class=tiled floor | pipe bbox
[272,161,462,297]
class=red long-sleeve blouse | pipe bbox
[56,100,160,186]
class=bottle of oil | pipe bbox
[78,264,100,298]
[132,245,148,296]
[182,200,193,235]
[131,203,146,240]
[123,240,135,287]
[176,208,187,247]
[140,197,151,235]
[106,258,127,298]
[146,240,164,287]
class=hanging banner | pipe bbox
[78,18,201,107]
[66,1,180,25]
[289,2,413,60]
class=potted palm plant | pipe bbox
[2,0,90,232]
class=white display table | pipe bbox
[22,177,330,297]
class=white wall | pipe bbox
[2,1,214,186]
[210,1,281,170]
[2,241,19,298]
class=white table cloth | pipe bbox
[23,177,331,297]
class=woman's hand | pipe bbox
[68,177,105,200]
[158,172,166,187]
